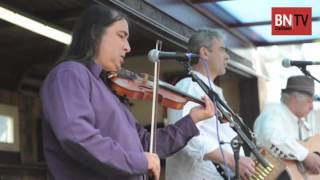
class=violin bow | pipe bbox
[149,40,162,153]
[145,40,162,180]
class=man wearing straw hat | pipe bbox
[254,75,320,174]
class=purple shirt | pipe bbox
[40,61,199,180]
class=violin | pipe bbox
[108,69,205,109]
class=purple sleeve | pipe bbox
[136,115,199,158]
[41,66,147,176]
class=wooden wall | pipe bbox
[0,89,46,179]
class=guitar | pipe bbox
[283,134,320,180]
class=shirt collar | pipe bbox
[303,120,311,130]
[281,103,311,130]
[190,70,218,90]
[301,117,311,130]
[88,62,104,79]
[281,103,299,121]
[191,70,211,85]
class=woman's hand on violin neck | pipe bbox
[144,152,160,180]
[190,96,215,123]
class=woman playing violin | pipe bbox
[40,4,214,180]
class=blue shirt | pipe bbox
[41,61,199,180]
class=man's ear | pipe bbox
[199,47,209,60]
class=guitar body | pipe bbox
[283,134,320,180]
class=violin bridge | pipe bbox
[143,73,149,85]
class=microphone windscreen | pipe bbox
[147,49,159,62]
[282,58,291,68]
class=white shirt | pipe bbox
[254,103,311,161]
[306,108,320,135]
[165,71,244,180]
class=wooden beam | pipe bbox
[0,163,46,176]
[254,38,319,47]
[189,0,229,3]
[99,0,194,50]
[229,17,320,28]
[184,0,254,47]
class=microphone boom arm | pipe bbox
[298,66,320,84]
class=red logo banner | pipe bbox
[272,7,312,35]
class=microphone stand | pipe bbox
[181,62,271,178]
[230,136,242,180]
[299,65,320,83]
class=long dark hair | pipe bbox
[59,4,128,64]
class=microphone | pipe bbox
[148,49,199,64]
[282,58,320,68]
